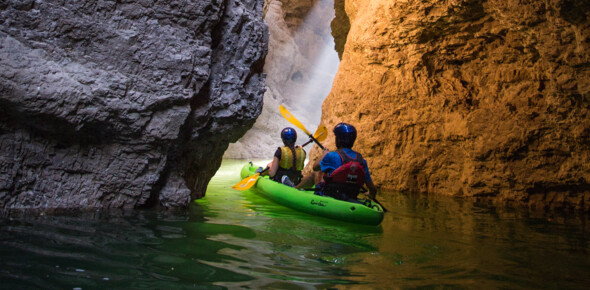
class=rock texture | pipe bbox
[318,0,590,211]
[224,0,339,158]
[0,0,267,209]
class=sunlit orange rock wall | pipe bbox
[319,0,590,211]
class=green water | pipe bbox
[1,159,589,289]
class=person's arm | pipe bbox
[313,149,330,171]
[268,148,282,178]
[268,156,279,178]
[365,179,377,198]
[361,158,377,197]
[294,174,315,189]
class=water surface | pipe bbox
[1,159,589,289]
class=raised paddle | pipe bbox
[311,125,328,142]
[232,127,325,191]
[278,107,388,211]
[304,125,327,144]
[279,105,326,150]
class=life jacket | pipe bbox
[322,149,366,201]
[274,146,306,184]
[279,146,306,171]
[326,149,365,185]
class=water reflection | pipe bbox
[195,159,383,287]
[0,210,255,289]
[351,193,590,289]
[1,159,589,289]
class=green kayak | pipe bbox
[239,163,384,225]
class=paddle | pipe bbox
[231,167,268,190]
[279,105,326,150]
[279,106,388,212]
[232,126,326,191]
[304,125,327,144]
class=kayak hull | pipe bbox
[240,163,384,225]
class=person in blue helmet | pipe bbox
[257,127,306,187]
[296,122,376,202]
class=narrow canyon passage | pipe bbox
[1,0,589,288]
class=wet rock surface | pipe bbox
[319,0,590,211]
[0,0,268,209]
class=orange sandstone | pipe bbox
[315,0,590,211]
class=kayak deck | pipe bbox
[239,163,384,225]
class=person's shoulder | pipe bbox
[320,151,336,160]
[322,151,341,163]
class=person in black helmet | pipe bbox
[296,122,376,201]
[258,127,307,187]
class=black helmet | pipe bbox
[281,127,297,146]
[333,123,356,148]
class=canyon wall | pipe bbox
[319,0,590,211]
[0,0,268,209]
[225,0,339,158]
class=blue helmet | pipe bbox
[281,127,297,146]
[333,123,356,148]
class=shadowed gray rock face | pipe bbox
[0,0,268,209]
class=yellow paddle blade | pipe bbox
[313,125,328,142]
[279,105,312,136]
[231,173,260,191]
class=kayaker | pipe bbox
[296,123,377,202]
[257,127,306,186]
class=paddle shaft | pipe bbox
[307,134,325,150]
[302,135,325,149]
